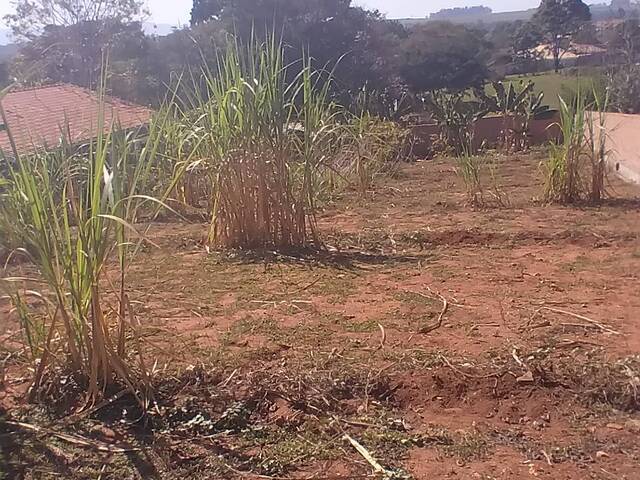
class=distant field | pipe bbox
[496,71,605,110]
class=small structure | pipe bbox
[532,42,608,68]
[0,84,152,156]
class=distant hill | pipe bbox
[397,2,639,27]
[398,8,535,27]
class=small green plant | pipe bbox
[457,153,510,208]
[339,111,409,194]
[457,153,484,206]
[585,91,609,204]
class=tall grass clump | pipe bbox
[171,35,341,250]
[338,109,409,195]
[543,89,609,204]
[585,92,609,204]
[0,80,171,405]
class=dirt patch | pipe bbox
[2,152,640,478]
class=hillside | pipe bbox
[398,2,638,27]
[398,8,536,27]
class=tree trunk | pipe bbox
[553,41,561,73]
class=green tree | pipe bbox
[398,22,490,93]
[130,21,228,104]
[606,18,640,114]
[513,21,544,58]
[4,0,148,41]
[609,18,640,63]
[532,0,591,72]
[190,0,223,26]
[14,20,147,92]
[188,0,403,98]
[5,0,149,97]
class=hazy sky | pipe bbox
[0,1,544,29]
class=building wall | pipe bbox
[598,112,640,185]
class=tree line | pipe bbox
[1,0,639,111]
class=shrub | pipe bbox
[424,90,488,156]
[457,154,510,208]
[608,65,640,114]
[337,113,410,194]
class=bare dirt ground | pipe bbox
[2,151,640,479]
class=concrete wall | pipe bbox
[409,114,560,157]
[409,111,640,187]
[599,112,640,185]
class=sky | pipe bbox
[0,1,546,31]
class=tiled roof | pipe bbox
[0,84,152,156]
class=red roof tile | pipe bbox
[0,84,152,155]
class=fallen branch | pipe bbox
[439,355,506,380]
[377,323,386,350]
[467,323,500,334]
[539,307,621,335]
[221,456,375,480]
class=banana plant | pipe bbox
[424,90,489,156]
[487,80,552,151]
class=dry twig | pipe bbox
[343,433,389,476]
[417,288,449,334]
[4,420,138,453]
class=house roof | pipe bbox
[0,84,152,156]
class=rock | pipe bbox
[516,371,534,383]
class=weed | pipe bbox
[457,154,510,208]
